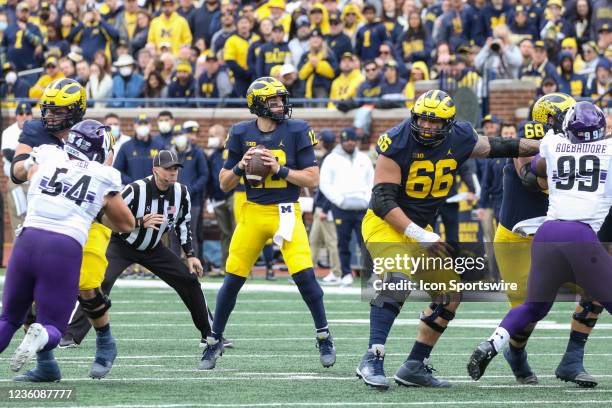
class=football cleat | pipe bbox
[394,358,451,387]
[265,267,277,281]
[11,324,49,372]
[321,272,340,285]
[200,337,234,349]
[503,346,538,385]
[467,341,498,381]
[89,336,117,379]
[316,331,336,368]
[13,359,61,383]
[356,344,389,390]
[555,350,598,388]
[199,337,224,370]
[58,335,79,349]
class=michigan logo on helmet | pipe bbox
[64,119,109,164]
[410,90,456,146]
[40,78,87,133]
[246,76,292,121]
[531,92,576,133]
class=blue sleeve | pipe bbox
[296,145,317,169]
[66,23,84,43]
[355,28,363,57]
[113,145,132,185]
[453,121,479,165]
[100,19,120,43]
[226,60,250,80]
[222,125,243,170]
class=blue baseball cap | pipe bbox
[318,129,335,144]
[15,102,32,116]
[340,127,357,141]
[482,114,499,125]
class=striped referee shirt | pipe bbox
[116,176,194,253]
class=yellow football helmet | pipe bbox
[531,92,576,132]
[246,76,292,121]
[410,89,456,146]
[40,78,87,133]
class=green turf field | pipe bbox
[1,277,611,407]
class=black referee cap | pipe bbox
[153,150,183,169]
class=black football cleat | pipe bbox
[467,341,498,381]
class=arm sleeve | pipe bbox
[295,125,317,169]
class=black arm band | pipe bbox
[10,153,31,184]
[371,183,401,219]
[519,163,543,192]
[488,137,520,158]
[232,164,245,176]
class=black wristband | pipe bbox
[135,217,143,228]
[232,164,245,176]
[277,166,290,179]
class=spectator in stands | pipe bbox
[404,61,429,109]
[561,37,585,73]
[45,24,70,57]
[130,9,152,54]
[177,0,197,33]
[380,60,407,104]
[0,62,29,103]
[206,124,234,275]
[508,5,539,41]
[87,63,113,108]
[158,52,176,84]
[309,3,329,35]
[537,75,559,98]
[438,0,483,50]
[298,28,337,103]
[341,3,361,41]
[148,0,193,56]
[115,0,140,44]
[540,0,574,41]
[326,12,352,62]
[154,111,176,148]
[104,113,131,160]
[75,60,90,87]
[168,121,209,262]
[257,24,290,78]
[59,57,76,79]
[329,52,364,109]
[355,4,388,61]
[475,24,522,79]
[136,49,153,76]
[113,114,164,185]
[585,58,611,104]
[380,0,402,43]
[2,2,43,72]
[143,71,168,106]
[68,6,119,63]
[194,0,221,50]
[519,40,558,87]
[398,11,433,65]
[109,54,144,108]
[580,41,600,81]
[60,11,77,41]
[167,60,197,106]
[319,127,374,287]
[223,15,254,97]
[288,15,311,68]
[558,51,587,97]
[376,42,408,79]
[211,5,235,53]
[569,0,594,45]
[519,0,543,31]
[267,0,291,34]
[246,18,272,82]
[596,24,611,56]
[357,59,383,101]
[28,56,63,99]
[518,38,534,65]
[197,50,232,99]
[278,63,304,98]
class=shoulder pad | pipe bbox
[21,119,45,137]
[376,119,410,155]
[231,120,255,136]
[454,121,479,141]
[287,119,309,132]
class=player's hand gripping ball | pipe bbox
[246,145,270,187]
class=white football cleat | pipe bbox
[321,272,340,285]
[11,323,49,372]
[340,273,354,287]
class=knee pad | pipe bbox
[78,288,111,320]
[573,300,604,328]
[370,272,410,311]
[420,302,456,333]
[293,268,323,304]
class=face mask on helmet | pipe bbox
[136,125,150,139]
[410,114,453,146]
[252,95,292,121]
[5,71,16,85]
[158,121,173,134]
[42,105,81,133]
[174,134,188,150]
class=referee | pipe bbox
[63,150,214,346]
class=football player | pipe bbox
[356,90,540,389]
[468,101,612,382]
[199,77,336,370]
[10,79,121,380]
[494,93,604,387]
[0,119,134,382]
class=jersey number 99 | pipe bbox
[406,159,457,199]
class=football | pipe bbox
[245,145,270,187]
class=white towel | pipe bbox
[512,216,547,237]
[273,203,296,247]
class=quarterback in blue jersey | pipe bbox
[356,90,541,389]
[199,77,336,370]
[493,93,604,388]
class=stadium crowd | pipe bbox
[0,0,610,108]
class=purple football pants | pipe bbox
[500,220,612,336]
[0,227,82,353]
